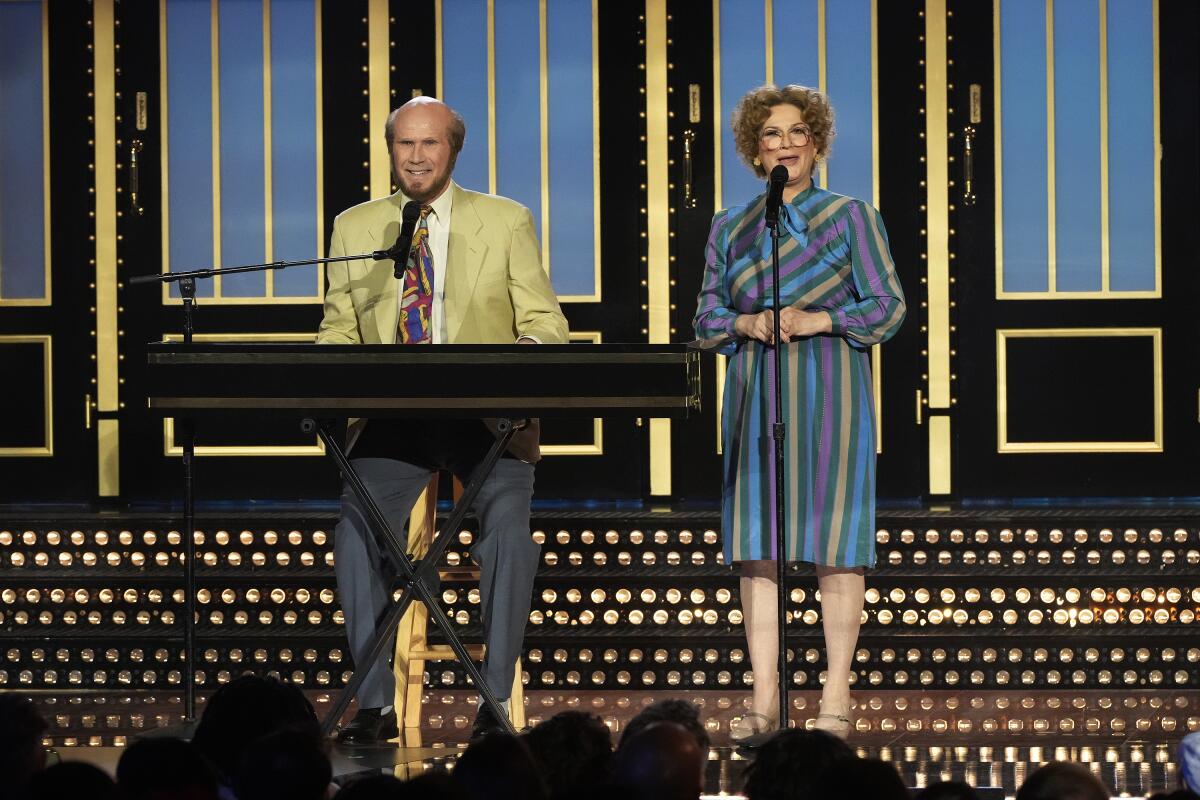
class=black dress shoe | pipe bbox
[336,707,398,744]
[470,702,509,742]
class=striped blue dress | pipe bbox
[693,183,905,568]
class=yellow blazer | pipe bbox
[317,183,569,460]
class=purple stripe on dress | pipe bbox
[813,336,836,541]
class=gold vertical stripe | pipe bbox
[368,0,391,198]
[924,0,950,410]
[715,354,726,455]
[817,0,828,188]
[872,344,882,454]
[539,0,550,275]
[712,0,722,211]
[928,415,951,494]
[41,0,51,305]
[487,0,497,196]
[435,0,444,99]
[263,0,274,296]
[646,0,671,495]
[764,0,773,85]
[1098,0,1109,292]
[1045,0,1056,292]
[93,0,120,495]
[212,0,223,294]
[1152,0,1161,294]
[993,0,1003,297]
[591,0,602,300]
[315,0,325,269]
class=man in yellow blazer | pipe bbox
[317,97,568,743]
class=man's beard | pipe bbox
[393,153,457,202]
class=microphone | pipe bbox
[372,200,423,279]
[764,164,788,228]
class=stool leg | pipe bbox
[509,657,526,729]
[393,476,439,734]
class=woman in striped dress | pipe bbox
[693,84,905,739]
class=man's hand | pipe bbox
[734,310,777,344]
[779,307,833,339]
[516,336,538,345]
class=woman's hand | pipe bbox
[735,310,777,344]
[779,307,833,339]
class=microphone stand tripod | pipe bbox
[767,213,790,731]
[129,248,405,726]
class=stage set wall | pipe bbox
[1,0,1198,750]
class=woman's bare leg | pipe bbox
[740,559,780,723]
[815,565,865,716]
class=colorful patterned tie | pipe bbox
[399,205,434,344]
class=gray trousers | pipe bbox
[333,457,539,709]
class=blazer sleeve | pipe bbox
[316,218,362,345]
[507,206,569,344]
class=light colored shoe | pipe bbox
[812,710,852,740]
[730,711,779,744]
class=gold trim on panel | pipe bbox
[715,353,726,455]
[872,344,882,455]
[928,415,951,494]
[996,327,1164,453]
[159,0,171,303]
[646,0,670,495]
[161,332,325,457]
[816,0,828,189]
[1098,0,1110,293]
[3,1,53,307]
[1045,0,1056,292]
[263,0,274,296]
[0,336,53,457]
[316,0,326,272]
[211,0,223,292]
[711,0,722,212]
[487,0,497,196]
[368,0,391,199]
[98,418,119,495]
[540,331,604,456]
[538,0,550,275]
[435,0,444,99]
[1152,0,1162,297]
[537,0,604,304]
[764,0,773,85]
[924,0,950,410]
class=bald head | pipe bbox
[613,721,704,800]
[384,96,465,153]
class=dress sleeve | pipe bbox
[825,200,906,349]
[692,211,740,356]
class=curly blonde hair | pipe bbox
[731,84,835,178]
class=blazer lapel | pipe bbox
[444,184,488,343]
[369,194,406,344]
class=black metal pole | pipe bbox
[769,222,789,729]
[180,278,197,722]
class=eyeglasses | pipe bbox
[760,124,812,151]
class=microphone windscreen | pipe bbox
[770,164,789,184]
[402,200,422,221]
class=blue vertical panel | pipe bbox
[0,2,46,300]
[1107,0,1155,292]
[167,0,216,297]
[442,0,489,193]
[217,0,266,296]
[1052,0,1101,291]
[271,0,319,295]
[824,0,873,203]
[494,0,541,235]
[718,0,768,209]
[999,1,1049,293]
[547,1,596,297]
[771,0,820,89]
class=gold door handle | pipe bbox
[681,129,697,210]
[85,393,93,430]
[129,139,144,216]
[962,125,976,207]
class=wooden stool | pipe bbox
[392,474,526,735]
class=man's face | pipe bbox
[390,103,457,203]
